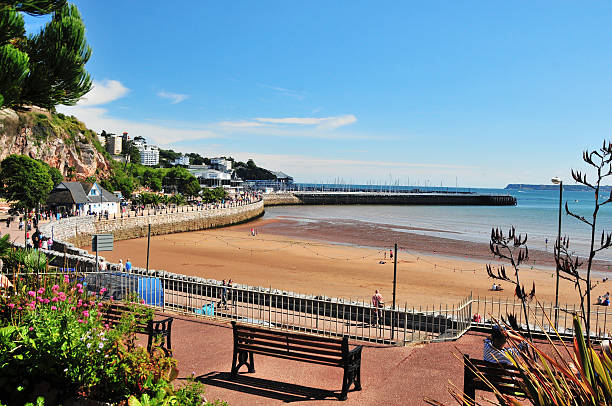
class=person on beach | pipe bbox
[220,280,228,309]
[227,279,233,306]
[483,325,526,365]
[372,289,384,325]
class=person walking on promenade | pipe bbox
[371,289,384,326]
[125,259,132,272]
[118,259,124,272]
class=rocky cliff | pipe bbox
[0,106,111,179]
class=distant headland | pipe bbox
[505,184,612,192]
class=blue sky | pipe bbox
[25,1,612,187]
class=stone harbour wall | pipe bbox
[39,200,264,253]
[262,192,302,206]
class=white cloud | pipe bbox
[218,115,357,132]
[255,115,357,129]
[78,80,130,106]
[218,121,265,128]
[56,105,219,146]
[157,91,189,104]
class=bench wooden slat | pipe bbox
[241,348,342,367]
[235,330,343,351]
[236,324,344,345]
[236,337,345,358]
[236,343,343,365]
[238,337,342,357]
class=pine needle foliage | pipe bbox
[21,3,92,108]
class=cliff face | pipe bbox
[0,107,111,179]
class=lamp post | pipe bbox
[551,176,563,328]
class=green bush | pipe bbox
[0,274,178,404]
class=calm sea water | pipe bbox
[263,188,612,261]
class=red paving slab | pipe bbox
[163,312,493,406]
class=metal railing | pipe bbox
[12,270,610,344]
[470,295,612,340]
[6,269,472,345]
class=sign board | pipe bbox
[92,233,114,252]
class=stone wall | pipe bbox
[262,192,302,206]
[39,201,264,252]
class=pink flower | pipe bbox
[71,287,76,292]
[8,303,14,309]
[37,288,45,294]
[78,319,84,323]
[141,299,145,304]
[37,297,44,302]
[76,283,83,289]
[51,297,58,302]
[97,303,103,308]
[29,327,34,331]
[17,306,22,310]
[77,289,84,294]
[70,306,76,311]
[82,310,89,318]
[104,323,109,329]
[51,306,57,310]
[100,288,107,294]
[52,284,60,291]
[27,291,36,297]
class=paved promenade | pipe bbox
[167,312,489,405]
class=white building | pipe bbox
[210,157,232,172]
[46,182,120,215]
[136,143,159,166]
[171,155,190,166]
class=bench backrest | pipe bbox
[102,302,150,331]
[232,321,347,367]
[463,354,526,401]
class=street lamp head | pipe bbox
[551,177,562,185]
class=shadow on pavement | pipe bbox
[196,371,341,402]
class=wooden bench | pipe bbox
[102,302,174,356]
[463,354,526,405]
[231,321,363,401]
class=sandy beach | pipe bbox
[90,216,611,308]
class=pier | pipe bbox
[264,191,516,206]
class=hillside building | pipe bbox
[171,155,190,166]
[46,182,120,215]
[105,134,122,155]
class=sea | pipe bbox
[262,186,612,262]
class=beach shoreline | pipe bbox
[91,215,612,308]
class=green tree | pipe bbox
[1,1,67,15]
[37,159,63,187]
[0,9,29,107]
[163,166,199,196]
[0,154,53,211]
[21,3,92,108]
[122,139,140,166]
[183,178,200,197]
[142,168,163,192]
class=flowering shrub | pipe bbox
[0,273,177,404]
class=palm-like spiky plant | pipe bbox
[486,227,535,342]
[560,140,612,341]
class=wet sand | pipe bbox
[91,217,611,307]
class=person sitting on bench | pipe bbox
[483,326,526,365]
